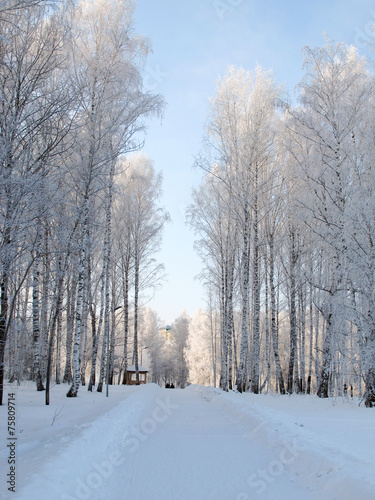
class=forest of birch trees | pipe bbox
[188,42,375,408]
[2,0,375,410]
[0,0,168,405]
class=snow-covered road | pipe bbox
[103,386,315,500]
[2,383,374,500]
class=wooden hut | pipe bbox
[126,365,148,385]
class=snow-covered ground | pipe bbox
[0,382,374,500]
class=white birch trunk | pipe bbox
[40,221,50,379]
[269,234,285,394]
[88,269,104,392]
[260,252,271,393]
[133,251,140,385]
[251,188,260,394]
[80,284,88,386]
[237,203,250,392]
[121,254,130,384]
[33,251,44,392]
[287,228,297,394]
[299,284,306,393]
[109,268,116,385]
[63,277,76,384]
[307,280,314,394]
[56,302,62,384]
[67,198,89,398]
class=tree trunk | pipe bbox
[133,252,140,385]
[260,252,271,393]
[95,298,107,393]
[63,277,76,384]
[364,336,375,407]
[33,255,45,392]
[210,296,218,388]
[0,271,8,406]
[46,272,64,405]
[121,255,130,384]
[8,294,17,384]
[88,270,104,392]
[100,155,115,395]
[227,287,233,391]
[97,240,110,394]
[314,279,321,391]
[299,284,306,393]
[80,284,88,386]
[287,228,297,394]
[317,310,333,398]
[251,188,260,394]
[0,220,11,405]
[40,221,50,381]
[307,281,314,394]
[67,198,89,398]
[56,301,62,384]
[109,268,116,385]
[269,235,285,394]
[220,262,227,391]
[237,203,250,393]
[19,284,30,384]
[66,248,85,397]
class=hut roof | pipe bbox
[127,365,148,372]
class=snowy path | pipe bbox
[103,387,315,500]
[3,383,375,500]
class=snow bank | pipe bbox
[186,385,375,499]
[2,383,374,500]
[0,383,162,500]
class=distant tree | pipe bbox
[188,172,238,391]
[142,307,165,384]
[118,154,168,386]
[187,308,218,386]
[171,314,190,388]
[191,66,282,393]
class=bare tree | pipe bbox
[118,154,168,385]
[65,0,163,397]
[286,40,374,402]
[0,1,72,404]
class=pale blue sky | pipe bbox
[134,0,375,323]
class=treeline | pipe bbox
[0,0,168,405]
[143,312,189,389]
[188,42,375,407]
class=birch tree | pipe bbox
[287,40,373,401]
[187,308,219,386]
[171,314,189,388]
[65,0,163,397]
[0,1,72,404]
[188,172,238,391]
[118,154,168,385]
[192,66,282,393]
